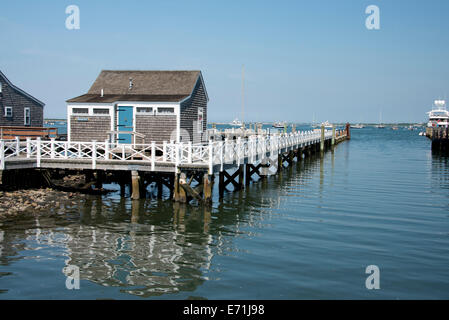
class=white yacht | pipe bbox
[427,100,449,128]
[273,121,286,128]
[321,121,333,129]
[230,118,243,127]
[352,123,365,129]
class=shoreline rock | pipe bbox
[0,188,87,218]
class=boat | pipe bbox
[321,121,333,129]
[392,126,399,130]
[273,121,286,128]
[376,111,385,128]
[230,118,243,127]
[352,123,365,129]
[419,132,426,136]
[427,100,449,128]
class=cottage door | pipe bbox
[117,106,133,144]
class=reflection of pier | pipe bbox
[0,145,337,298]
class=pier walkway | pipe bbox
[0,125,349,203]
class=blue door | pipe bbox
[117,106,133,144]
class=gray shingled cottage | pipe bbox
[66,70,208,144]
[0,70,45,127]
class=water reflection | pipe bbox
[0,150,328,299]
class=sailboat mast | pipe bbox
[241,65,245,128]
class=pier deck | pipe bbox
[0,125,349,203]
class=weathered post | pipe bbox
[131,170,140,200]
[238,164,244,190]
[331,126,336,148]
[203,174,212,204]
[346,123,351,140]
[219,171,225,199]
[320,124,325,154]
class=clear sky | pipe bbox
[1,0,448,123]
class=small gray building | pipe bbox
[0,70,45,127]
[66,70,208,144]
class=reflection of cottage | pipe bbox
[0,70,45,129]
[66,70,208,144]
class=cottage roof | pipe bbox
[67,70,204,103]
[0,70,45,107]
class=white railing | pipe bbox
[0,130,340,172]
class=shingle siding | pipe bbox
[135,115,177,144]
[70,116,111,142]
[0,74,44,127]
[180,78,208,144]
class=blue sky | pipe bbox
[1,0,448,123]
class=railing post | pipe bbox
[0,140,4,170]
[320,125,325,153]
[36,137,41,168]
[151,141,156,171]
[50,138,55,158]
[26,138,31,159]
[162,141,167,162]
[208,139,213,174]
[187,141,192,163]
[92,140,97,170]
[15,136,20,156]
[237,137,242,165]
[220,141,224,172]
[332,126,336,147]
[64,141,68,159]
[175,142,180,168]
[104,139,109,160]
[224,138,229,162]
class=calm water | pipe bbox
[1,127,449,299]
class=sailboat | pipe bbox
[376,110,385,128]
[231,66,245,128]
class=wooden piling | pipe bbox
[131,171,140,200]
[203,174,212,204]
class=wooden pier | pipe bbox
[0,124,350,204]
[426,127,449,153]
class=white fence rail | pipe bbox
[0,130,339,173]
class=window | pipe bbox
[198,107,204,133]
[136,107,153,114]
[24,108,30,125]
[93,108,109,115]
[72,108,88,114]
[4,106,12,117]
[157,107,174,114]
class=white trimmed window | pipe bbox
[157,107,174,115]
[93,108,109,115]
[198,107,204,133]
[24,107,30,125]
[4,106,12,117]
[136,107,153,114]
[72,107,88,115]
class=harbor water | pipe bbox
[1,126,449,299]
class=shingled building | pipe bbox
[66,70,208,144]
[0,70,45,128]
